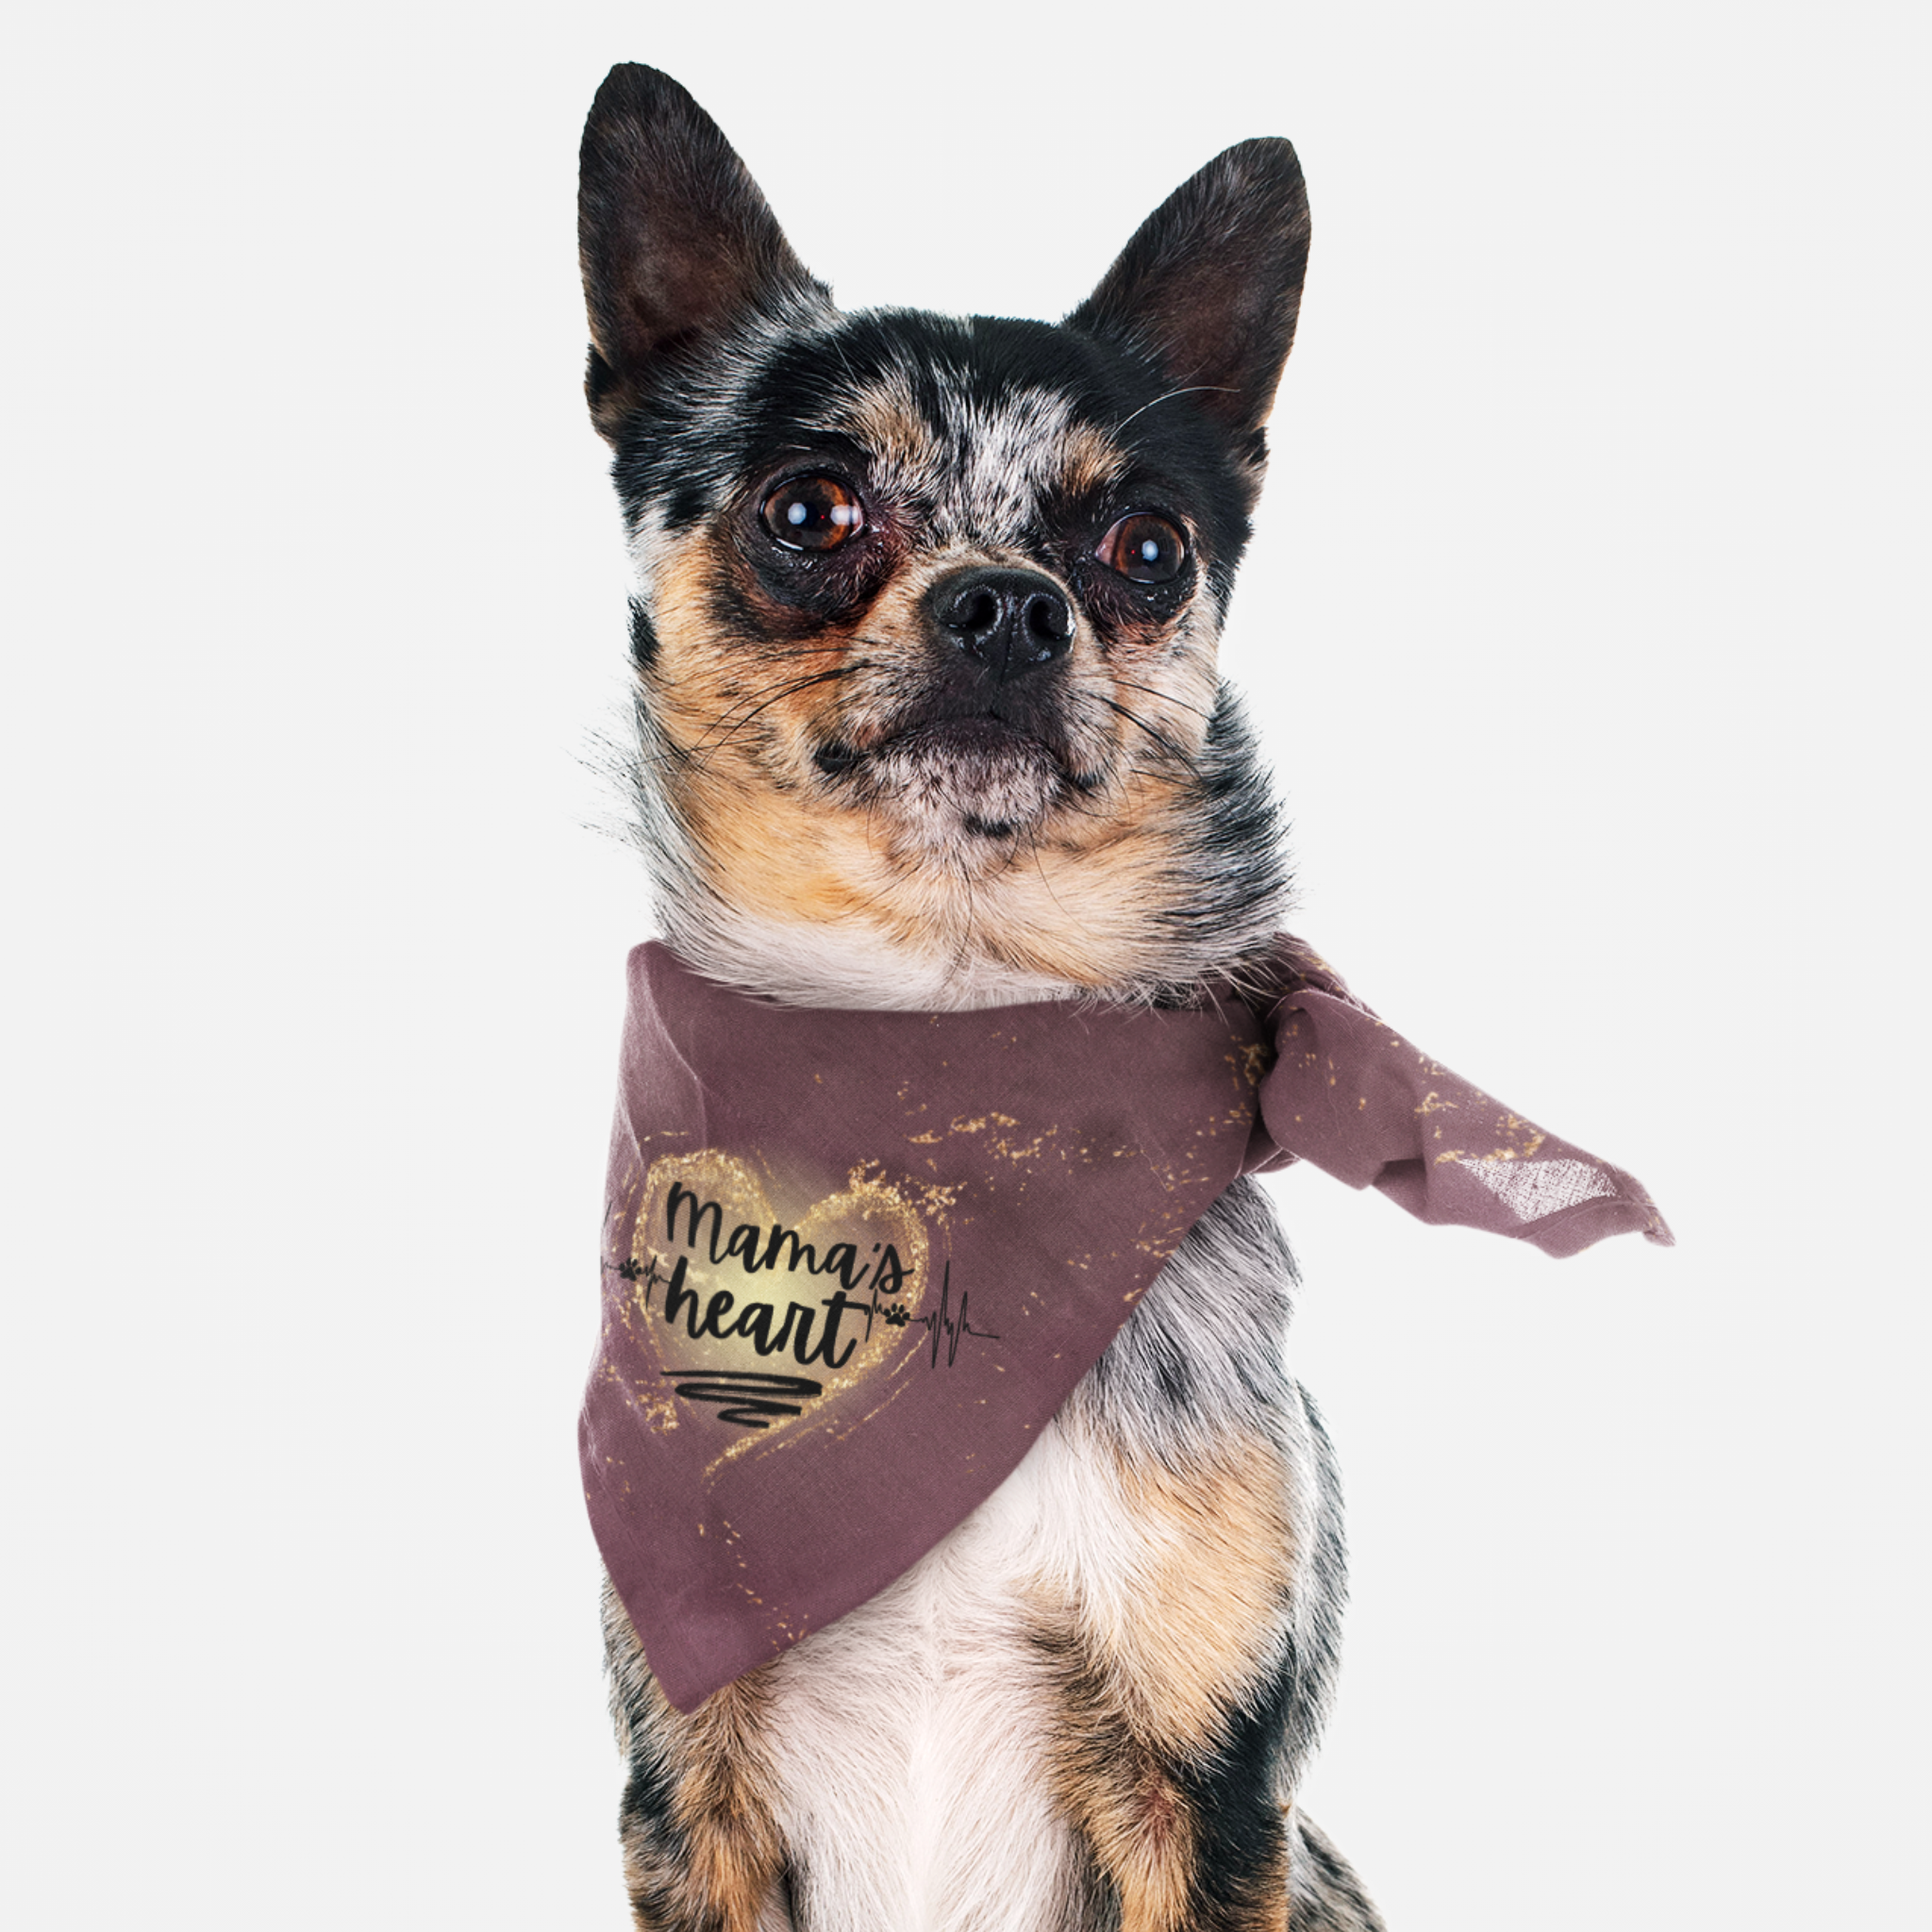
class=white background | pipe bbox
[4,3,1925,1927]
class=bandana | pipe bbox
[583,937,1669,1710]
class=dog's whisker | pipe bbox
[1023,820,1077,924]
[1111,677,1215,724]
[692,661,873,756]
[1094,693,1195,769]
[1112,383,1238,434]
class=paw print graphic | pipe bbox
[883,1304,910,1328]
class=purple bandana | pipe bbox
[582,938,1669,1710]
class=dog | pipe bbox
[577,61,1384,1932]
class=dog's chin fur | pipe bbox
[856,725,1070,853]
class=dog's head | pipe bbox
[578,66,1310,1001]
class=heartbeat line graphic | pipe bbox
[908,1262,1000,1369]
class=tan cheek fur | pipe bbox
[647,537,885,926]
[644,525,1225,988]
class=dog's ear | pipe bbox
[1067,139,1309,472]
[578,65,828,440]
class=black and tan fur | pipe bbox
[578,63,1386,1931]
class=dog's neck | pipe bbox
[655,902,1092,1011]
[636,778,1287,1013]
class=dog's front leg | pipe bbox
[606,1586,792,1932]
[1037,1631,1297,1932]
[1031,1429,1303,1932]
[615,1730,791,1932]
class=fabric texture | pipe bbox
[582,937,1670,1710]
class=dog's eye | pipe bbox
[762,475,865,551]
[1097,513,1187,584]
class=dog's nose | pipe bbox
[929,567,1074,683]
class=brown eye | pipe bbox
[762,475,865,551]
[1097,512,1187,584]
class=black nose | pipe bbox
[929,567,1074,683]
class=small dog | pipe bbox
[579,62,1384,1931]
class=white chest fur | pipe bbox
[759,1417,1124,1932]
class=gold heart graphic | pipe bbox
[630,1150,929,1460]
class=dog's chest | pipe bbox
[758,1416,1142,1932]
[754,1202,1305,1932]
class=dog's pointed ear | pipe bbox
[578,65,828,440]
[1066,139,1310,471]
